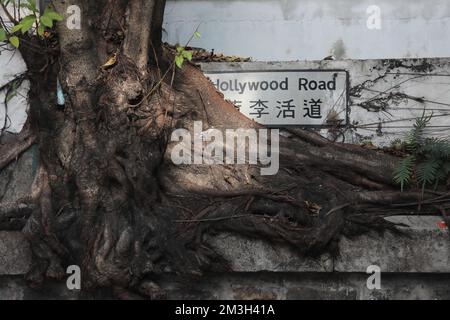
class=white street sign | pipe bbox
[206,70,348,127]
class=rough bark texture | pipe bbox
[0,0,449,298]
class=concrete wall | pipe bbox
[0,48,29,134]
[164,0,450,61]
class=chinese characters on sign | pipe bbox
[206,70,348,126]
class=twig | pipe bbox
[0,3,18,25]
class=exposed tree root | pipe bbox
[0,124,36,171]
[0,197,36,230]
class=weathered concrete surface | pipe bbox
[209,233,333,272]
[3,272,450,300]
[335,216,450,273]
[0,277,81,300]
[0,232,31,275]
[164,0,450,61]
[159,272,450,300]
[0,216,447,277]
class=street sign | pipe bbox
[206,70,348,127]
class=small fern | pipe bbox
[420,138,450,158]
[393,112,450,192]
[405,112,432,153]
[416,158,440,193]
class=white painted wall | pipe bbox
[0,44,29,134]
[163,0,450,61]
[0,5,30,134]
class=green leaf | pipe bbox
[40,15,53,28]
[416,158,440,187]
[11,24,23,33]
[5,89,16,103]
[421,138,450,159]
[176,46,184,53]
[194,31,201,39]
[37,24,45,37]
[417,158,441,196]
[20,15,36,34]
[393,155,416,191]
[9,36,19,48]
[20,2,37,13]
[6,80,18,103]
[0,28,6,42]
[405,112,432,153]
[25,0,37,12]
[45,10,64,22]
[175,55,184,69]
[182,50,193,61]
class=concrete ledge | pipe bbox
[335,216,450,273]
[3,273,450,300]
[0,216,448,277]
[0,232,31,275]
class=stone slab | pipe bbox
[209,233,333,272]
[335,216,450,273]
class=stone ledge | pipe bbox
[209,233,333,272]
[335,216,450,273]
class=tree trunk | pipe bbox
[0,0,448,298]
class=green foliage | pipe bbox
[0,28,6,41]
[173,30,201,69]
[5,78,18,102]
[393,112,450,192]
[0,0,63,47]
[9,35,19,48]
[393,155,415,191]
[404,112,432,153]
[416,158,440,189]
[175,46,193,69]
